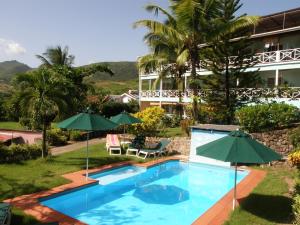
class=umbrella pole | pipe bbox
[86,132,89,181]
[233,162,237,209]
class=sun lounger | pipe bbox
[126,135,146,156]
[0,203,11,225]
[137,139,170,159]
[106,134,122,155]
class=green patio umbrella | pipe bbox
[196,130,281,209]
[110,111,142,140]
[57,112,117,180]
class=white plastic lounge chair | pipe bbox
[126,143,139,156]
[106,134,122,155]
[0,203,11,225]
[137,139,170,159]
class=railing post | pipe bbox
[276,50,280,62]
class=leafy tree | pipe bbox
[12,68,69,157]
[135,0,219,122]
[36,46,114,117]
[201,0,260,124]
[36,45,74,67]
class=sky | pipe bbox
[0,0,299,67]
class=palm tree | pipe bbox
[36,45,74,67]
[13,68,69,157]
[134,0,219,121]
[36,46,114,117]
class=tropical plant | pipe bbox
[12,68,70,157]
[130,106,165,136]
[134,0,219,121]
[289,126,300,149]
[36,45,75,67]
[36,46,114,117]
[201,0,260,124]
[236,103,300,132]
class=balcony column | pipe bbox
[160,78,163,107]
[138,72,142,107]
[149,79,152,90]
[275,69,279,87]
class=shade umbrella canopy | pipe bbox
[57,112,118,181]
[196,130,281,209]
[110,111,142,125]
[58,112,117,131]
[196,130,281,164]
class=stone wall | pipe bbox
[251,128,294,155]
[127,127,295,157]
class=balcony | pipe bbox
[200,48,300,68]
[140,87,300,102]
[141,48,300,79]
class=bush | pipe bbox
[47,129,68,146]
[0,143,43,163]
[101,101,139,118]
[288,150,300,168]
[235,103,300,132]
[70,130,85,141]
[161,114,182,128]
[293,194,300,224]
[130,107,165,136]
[289,127,300,149]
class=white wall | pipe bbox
[190,128,230,167]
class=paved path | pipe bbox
[51,138,106,156]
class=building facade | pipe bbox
[139,8,300,114]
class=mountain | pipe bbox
[87,61,138,81]
[0,60,139,94]
[0,60,31,82]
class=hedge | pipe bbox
[0,143,43,163]
[235,103,300,132]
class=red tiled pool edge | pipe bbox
[4,158,266,225]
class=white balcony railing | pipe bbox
[141,87,300,100]
[142,48,300,77]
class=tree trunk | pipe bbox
[42,122,47,158]
[225,58,231,125]
[191,57,199,123]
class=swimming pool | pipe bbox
[40,161,248,225]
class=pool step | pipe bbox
[90,166,146,185]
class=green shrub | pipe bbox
[236,103,300,132]
[289,127,300,149]
[101,101,139,118]
[47,129,68,146]
[293,194,300,224]
[161,115,182,128]
[130,107,165,136]
[0,143,43,163]
[70,130,85,141]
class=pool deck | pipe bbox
[5,156,266,225]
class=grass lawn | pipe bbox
[160,127,185,137]
[225,165,297,225]
[0,121,23,130]
[0,143,144,225]
[1,143,296,225]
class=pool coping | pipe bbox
[4,157,266,225]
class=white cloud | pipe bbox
[0,38,26,56]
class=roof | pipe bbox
[191,124,240,132]
[252,7,300,36]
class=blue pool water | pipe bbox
[40,161,248,225]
